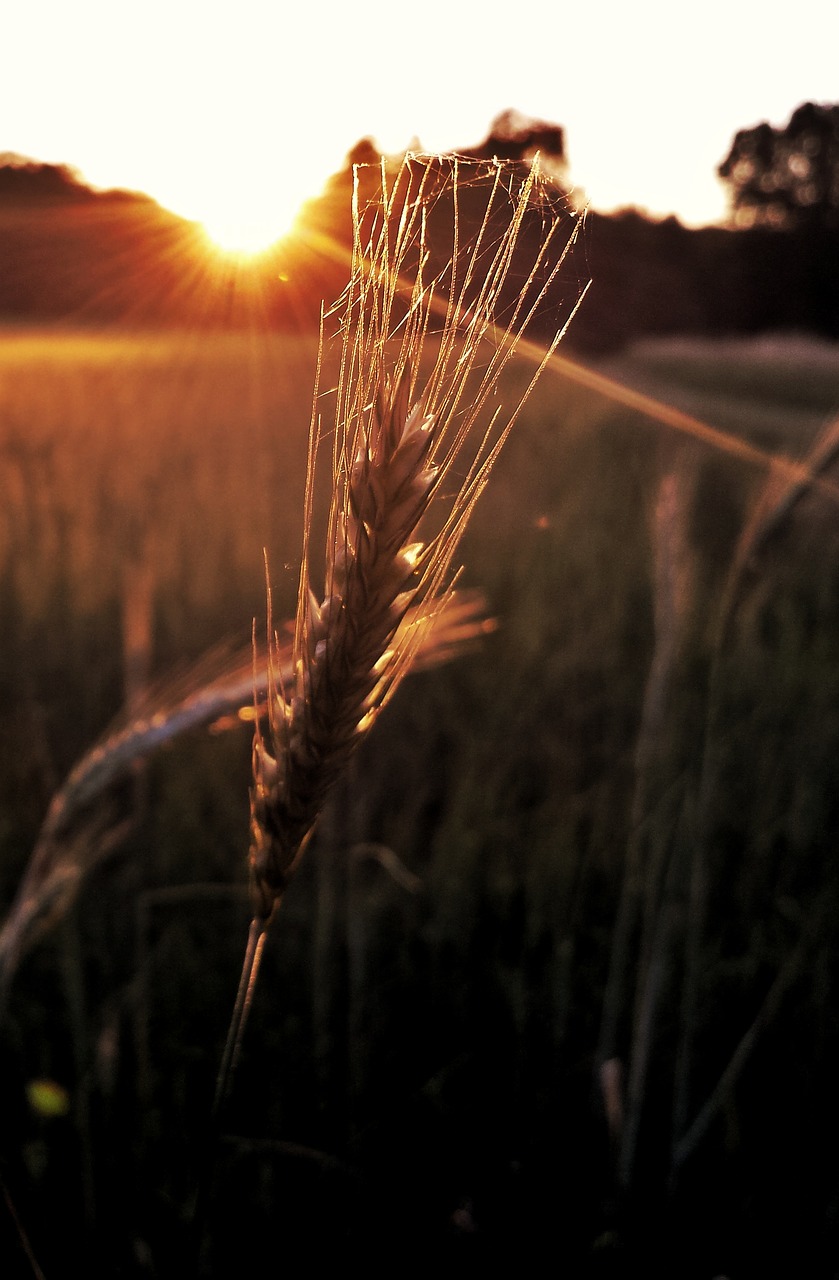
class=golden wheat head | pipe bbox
[249,153,586,918]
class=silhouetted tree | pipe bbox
[470,109,568,185]
[718,102,839,229]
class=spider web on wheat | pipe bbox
[300,152,591,644]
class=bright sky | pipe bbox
[3,0,838,250]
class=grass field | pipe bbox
[2,325,839,1275]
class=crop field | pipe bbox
[1,325,839,1275]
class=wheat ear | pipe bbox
[249,368,445,914]
[248,153,586,921]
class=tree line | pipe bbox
[0,104,837,350]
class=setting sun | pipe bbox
[198,194,305,258]
[199,213,286,258]
[145,152,327,261]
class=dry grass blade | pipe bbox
[731,412,839,585]
[670,412,839,1153]
[249,153,586,919]
[597,463,696,1178]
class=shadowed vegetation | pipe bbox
[1,319,839,1276]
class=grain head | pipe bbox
[249,153,586,917]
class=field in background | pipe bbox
[2,328,839,1274]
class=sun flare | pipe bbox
[199,208,295,258]
[186,169,317,258]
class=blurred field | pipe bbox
[2,326,839,1275]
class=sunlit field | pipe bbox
[2,326,839,1275]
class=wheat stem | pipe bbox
[212,914,272,1121]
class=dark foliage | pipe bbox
[718,101,839,230]
[573,210,839,351]
[469,108,567,178]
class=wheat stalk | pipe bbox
[249,153,586,921]
[203,155,586,1137]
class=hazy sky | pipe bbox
[4,0,837,248]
